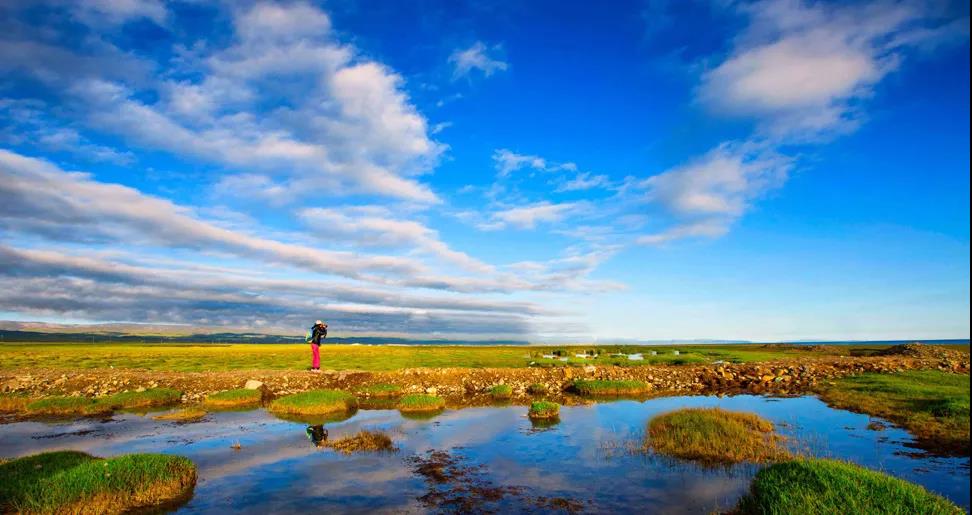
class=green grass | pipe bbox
[0,451,196,514]
[3,342,949,372]
[528,401,560,419]
[24,388,181,416]
[572,379,651,395]
[527,383,548,395]
[488,384,512,399]
[268,389,357,416]
[356,383,402,397]
[735,459,963,514]
[646,407,789,465]
[819,370,969,454]
[397,394,445,413]
[204,388,262,407]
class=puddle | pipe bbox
[0,395,967,513]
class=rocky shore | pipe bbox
[2,345,966,408]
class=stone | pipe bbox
[135,386,146,392]
[425,386,438,395]
[244,379,265,390]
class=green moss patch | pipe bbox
[269,389,357,416]
[0,450,196,514]
[397,394,445,413]
[736,459,962,514]
[528,401,560,419]
[204,388,262,408]
[356,384,402,397]
[572,379,650,396]
[646,408,789,465]
[488,384,512,399]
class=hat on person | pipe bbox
[315,320,323,325]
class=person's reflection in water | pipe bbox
[306,425,328,448]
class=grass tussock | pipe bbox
[397,394,445,413]
[488,384,512,399]
[528,401,560,419]
[268,389,357,416]
[0,450,196,514]
[153,407,207,422]
[646,408,789,465]
[204,388,262,407]
[819,370,969,454]
[324,431,396,454]
[572,379,650,396]
[735,458,963,514]
[356,384,402,397]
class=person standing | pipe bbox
[307,320,328,373]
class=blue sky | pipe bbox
[0,0,968,341]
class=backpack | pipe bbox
[305,328,313,343]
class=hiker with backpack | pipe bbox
[306,320,328,373]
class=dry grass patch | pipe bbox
[153,407,207,422]
[0,451,196,514]
[0,393,33,412]
[324,431,396,454]
[397,394,445,413]
[269,389,357,416]
[646,407,789,465]
[204,388,262,408]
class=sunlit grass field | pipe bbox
[0,342,966,372]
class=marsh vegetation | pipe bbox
[268,389,357,416]
[645,408,790,465]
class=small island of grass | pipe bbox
[488,384,512,399]
[324,430,396,454]
[397,394,445,413]
[204,388,262,408]
[735,458,963,514]
[269,389,357,416]
[0,450,196,514]
[527,383,548,395]
[572,379,651,396]
[528,401,560,419]
[646,407,789,465]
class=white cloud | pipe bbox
[70,0,169,27]
[492,148,576,177]
[480,201,580,230]
[699,0,968,139]
[637,143,792,244]
[556,172,612,192]
[449,41,508,79]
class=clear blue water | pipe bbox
[0,395,967,513]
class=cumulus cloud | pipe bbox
[479,201,580,231]
[637,143,792,245]
[449,41,508,79]
[699,0,968,139]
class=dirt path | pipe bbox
[2,352,966,406]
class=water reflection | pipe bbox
[0,395,967,513]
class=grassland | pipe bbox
[268,389,357,416]
[645,408,789,465]
[3,342,952,371]
[23,388,181,416]
[735,459,962,514]
[818,370,970,454]
[0,451,196,514]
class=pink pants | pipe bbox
[311,344,321,369]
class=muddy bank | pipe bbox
[2,352,966,409]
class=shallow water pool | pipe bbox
[1,395,968,513]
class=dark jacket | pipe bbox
[311,324,327,344]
